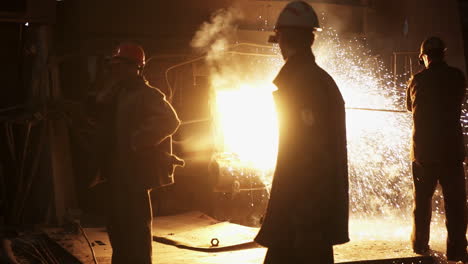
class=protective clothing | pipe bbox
[411,162,467,261]
[107,76,180,188]
[106,186,153,264]
[255,50,349,259]
[112,43,146,68]
[275,1,320,30]
[406,60,467,261]
[98,76,180,263]
[406,62,465,163]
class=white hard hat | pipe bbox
[275,1,321,31]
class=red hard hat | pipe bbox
[111,43,146,68]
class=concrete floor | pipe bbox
[44,211,455,264]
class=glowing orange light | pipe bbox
[213,83,279,172]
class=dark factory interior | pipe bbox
[0,0,468,263]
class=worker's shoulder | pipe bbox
[412,68,428,79]
[446,65,466,80]
[137,80,166,100]
[412,65,465,86]
[421,64,464,76]
[310,63,338,87]
[408,72,422,87]
[314,65,333,79]
[411,67,434,84]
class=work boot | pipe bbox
[447,252,468,263]
[413,244,430,255]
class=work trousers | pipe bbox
[263,243,334,264]
[411,161,467,259]
[106,183,153,264]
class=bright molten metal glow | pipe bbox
[210,29,454,250]
[214,83,279,171]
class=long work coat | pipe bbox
[406,61,466,164]
[95,76,180,264]
[102,76,180,190]
[255,50,349,248]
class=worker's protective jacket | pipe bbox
[255,50,349,247]
[104,76,180,189]
[406,61,466,163]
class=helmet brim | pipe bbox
[268,27,321,43]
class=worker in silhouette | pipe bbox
[406,36,467,262]
[96,43,180,264]
[255,1,349,263]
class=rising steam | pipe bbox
[191,7,243,63]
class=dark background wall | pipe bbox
[1,0,467,224]
[371,0,465,73]
[459,0,468,74]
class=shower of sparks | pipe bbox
[211,29,414,218]
[208,28,465,244]
[312,30,415,221]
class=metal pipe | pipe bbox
[181,118,211,126]
[164,42,277,102]
[393,51,419,55]
[393,52,397,86]
[346,107,408,113]
[226,51,277,57]
[165,56,206,102]
[78,223,99,264]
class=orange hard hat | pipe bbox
[111,43,146,68]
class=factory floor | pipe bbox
[44,211,445,264]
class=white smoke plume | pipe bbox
[191,7,243,63]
